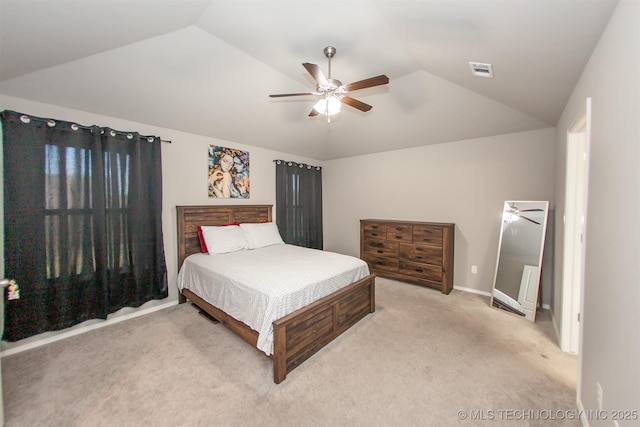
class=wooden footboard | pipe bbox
[272,273,375,383]
[180,273,375,384]
[176,205,376,383]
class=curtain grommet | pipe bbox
[71,124,79,131]
[20,115,31,124]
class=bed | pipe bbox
[176,205,376,383]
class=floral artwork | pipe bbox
[208,145,250,198]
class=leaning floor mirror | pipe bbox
[491,201,549,321]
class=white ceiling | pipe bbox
[0,0,617,160]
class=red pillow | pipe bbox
[197,222,240,253]
[197,226,208,253]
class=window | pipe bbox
[274,160,323,249]
[1,110,168,341]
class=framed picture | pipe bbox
[208,145,250,198]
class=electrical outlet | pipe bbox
[471,265,478,274]
[596,382,603,410]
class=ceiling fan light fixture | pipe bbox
[313,96,341,116]
[269,46,389,119]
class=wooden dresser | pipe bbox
[360,219,455,294]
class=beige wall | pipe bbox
[322,128,556,297]
[554,0,640,416]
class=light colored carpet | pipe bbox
[2,278,578,426]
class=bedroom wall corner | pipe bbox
[322,127,556,298]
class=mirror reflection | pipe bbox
[491,201,549,321]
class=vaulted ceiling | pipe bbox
[0,0,617,160]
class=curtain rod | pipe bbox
[13,112,172,143]
[273,159,321,170]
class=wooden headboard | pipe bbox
[176,205,273,268]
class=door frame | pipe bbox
[561,98,591,358]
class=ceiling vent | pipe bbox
[469,62,494,78]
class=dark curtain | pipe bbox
[1,110,167,341]
[274,160,323,249]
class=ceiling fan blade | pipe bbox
[342,75,389,92]
[302,63,329,86]
[341,96,373,112]
[308,108,320,117]
[269,92,316,98]
[518,215,541,225]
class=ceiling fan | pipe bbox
[505,203,544,225]
[269,46,389,122]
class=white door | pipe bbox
[518,265,539,320]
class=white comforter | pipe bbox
[176,244,370,355]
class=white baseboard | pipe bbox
[550,308,562,347]
[454,286,553,309]
[453,285,492,297]
[1,300,178,358]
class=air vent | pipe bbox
[469,62,494,78]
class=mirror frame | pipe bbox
[490,200,549,321]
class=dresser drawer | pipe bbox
[364,239,398,257]
[399,260,442,282]
[386,224,412,242]
[363,222,386,240]
[412,225,443,245]
[399,243,442,264]
[365,255,399,273]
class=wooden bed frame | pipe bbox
[176,205,376,383]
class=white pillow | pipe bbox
[201,225,248,255]
[239,222,285,249]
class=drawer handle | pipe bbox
[377,250,383,254]
[415,269,423,273]
[395,236,402,239]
